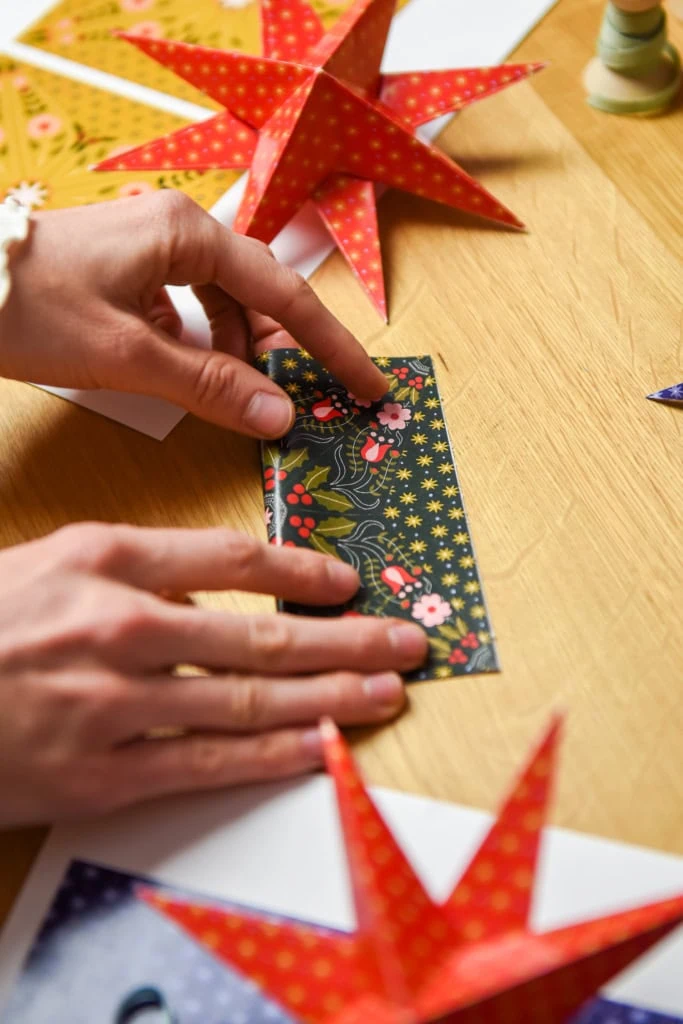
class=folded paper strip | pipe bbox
[647,383,683,405]
[95,0,544,318]
[141,717,683,1023]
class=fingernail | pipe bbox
[363,672,405,710]
[300,726,324,761]
[244,391,294,438]
[326,558,359,592]
[388,622,428,666]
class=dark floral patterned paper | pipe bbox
[257,350,498,681]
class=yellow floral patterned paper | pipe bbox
[0,57,236,210]
[18,0,411,109]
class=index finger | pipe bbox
[163,197,388,400]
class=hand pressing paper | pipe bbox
[257,350,497,681]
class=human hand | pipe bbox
[0,192,387,437]
[0,523,427,827]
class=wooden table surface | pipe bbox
[1,0,682,926]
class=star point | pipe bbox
[142,715,683,1024]
[96,0,543,317]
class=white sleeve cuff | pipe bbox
[0,199,31,309]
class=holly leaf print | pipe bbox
[312,489,354,512]
[280,448,309,473]
[310,534,339,559]
[303,465,331,491]
[316,517,356,538]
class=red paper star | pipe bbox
[141,718,683,1024]
[95,0,544,319]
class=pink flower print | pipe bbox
[127,20,163,39]
[377,402,411,430]
[118,181,155,198]
[411,592,451,628]
[121,0,155,10]
[347,391,372,409]
[27,114,63,140]
[12,75,30,91]
[56,18,75,29]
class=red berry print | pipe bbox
[461,632,480,650]
[448,649,468,665]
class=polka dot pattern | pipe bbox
[313,174,386,318]
[443,716,561,942]
[139,719,683,1024]
[261,0,325,61]
[96,111,257,172]
[309,0,396,92]
[116,34,310,128]
[380,63,546,129]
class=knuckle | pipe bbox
[355,620,392,662]
[185,737,229,786]
[275,268,312,318]
[51,522,123,574]
[221,532,262,579]
[191,352,238,408]
[94,596,158,652]
[228,679,267,730]
[150,187,195,227]
[245,616,292,667]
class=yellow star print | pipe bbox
[397,468,412,481]
[285,382,301,395]
[425,397,440,409]
[421,477,438,490]
[470,604,486,618]
[413,411,425,423]
[426,499,444,513]
[405,514,423,528]
[431,525,448,539]
[451,597,465,611]
[417,454,433,467]
[430,417,445,430]
[436,548,455,562]
[410,539,427,554]
[399,492,417,505]
[459,555,475,569]
[465,580,481,595]
[303,370,318,383]
[282,357,299,370]
[438,463,454,475]
[448,508,465,521]
[412,432,428,445]
[454,531,469,545]
[442,572,459,586]
[384,506,400,520]
[432,440,448,453]
[375,356,390,367]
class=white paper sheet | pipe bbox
[1,0,556,439]
[0,775,681,1016]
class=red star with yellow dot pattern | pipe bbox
[95,0,544,319]
[141,717,683,1024]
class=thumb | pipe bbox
[132,326,295,437]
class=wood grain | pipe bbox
[0,0,682,927]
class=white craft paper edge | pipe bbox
[0,774,681,1016]
[1,0,557,438]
